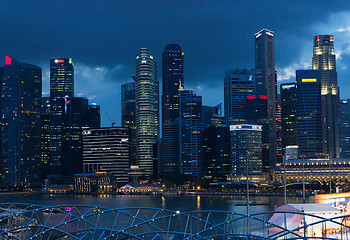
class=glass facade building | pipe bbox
[255,28,277,171]
[280,83,298,150]
[83,127,130,186]
[224,69,255,124]
[340,99,350,158]
[1,56,42,188]
[179,90,203,177]
[296,70,323,158]
[229,124,262,177]
[312,35,340,158]
[49,58,74,176]
[135,48,159,177]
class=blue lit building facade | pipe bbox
[179,90,203,177]
[1,56,42,188]
[296,70,323,158]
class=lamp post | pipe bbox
[329,154,332,194]
[246,150,250,235]
[299,155,306,204]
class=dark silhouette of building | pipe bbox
[340,99,350,158]
[161,44,184,175]
[179,90,203,177]
[224,69,255,124]
[1,56,42,188]
[135,48,159,178]
[121,82,136,128]
[312,35,340,158]
[296,70,323,158]
[162,43,184,123]
[49,58,74,177]
[121,81,136,165]
[83,127,130,187]
[202,104,223,127]
[41,97,51,179]
[280,83,298,151]
[255,28,277,172]
[203,126,230,182]
[246,94,269,175]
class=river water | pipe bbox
[0,193,304,213]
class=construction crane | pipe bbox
[105,112,115,127]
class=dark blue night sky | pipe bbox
[1,0,350,126]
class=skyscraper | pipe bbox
[202,104,223,127]
[203,126,230,182]
[41,97,51,179]
[161,44,184,175]
[312,35,340,158]
[255,28,277,171]
[162,43,184,123]
[49,58,74,176]
[296,70,323,158]
[224,69,255,124]
[230,124,262,178]
[1,56,42,188]
[280,83,298,150]
[121,82,136,128]
[179,90,203,177]
[135,48,159,177]
[340,100,350,158]
[83,127,130,186]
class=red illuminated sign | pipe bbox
[247,95,256,99]
[5,55,12,65]
[260,95,267,99]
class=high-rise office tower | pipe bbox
[224,69,255,124]
[41,97,51,179]
[179,90,203,177]
[161,44,184,175]
[203,126,230,182]
[61,97,89,177]
[230,124,262,178]
[255,28,277,171]
[135,48,159,177]
[162,43,184,123]
[296,70,323,158]
[1,56,42,188]
[49,58,74,176]
[245,94,269,174]
[83,127,130,186]
[312,35,340,158]
[87,104,101,129]
[0,66,3,181]
[121,82,136,128]
[202,104,223,127]
[121,82,136,165]
[340,100,350,158]
[280,83,298,151]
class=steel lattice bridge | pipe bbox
[0,203,350,239]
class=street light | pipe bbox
[246,150,250,235]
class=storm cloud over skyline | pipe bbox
[1,0,350,126]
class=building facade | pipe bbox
[41,97,51,179]
[280,83,298,151]
[1,56,42,188]
[83,127,130,186]
[203,126,230,182]
[179,90,203,177]
[49,58,74,176]
[135,48,159,177]
[296,70,323,158]
[255,28,277,172]
[229,124,262,179]
[312,35,340,158]
[224,69,255,124]
[340,99,350,158]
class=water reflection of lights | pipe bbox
[197,195,201,209]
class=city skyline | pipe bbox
[2,1,350,126]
